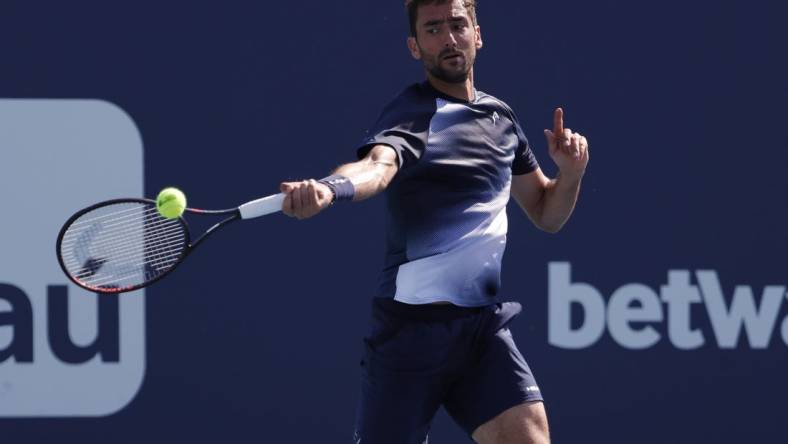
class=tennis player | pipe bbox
[279,1,588,442]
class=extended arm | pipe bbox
[511,108,589,233]
[279,144,399,219]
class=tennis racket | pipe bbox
[56,193,285,294]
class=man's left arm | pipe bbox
[510,108,589,233]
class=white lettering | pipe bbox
[782,292,788,345]
[697,271,785,349]
[547,262,787,350]
[608,284,662,349]
[661,271,704,349]
[548,263,605,349]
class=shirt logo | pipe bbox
[491,111,500,125]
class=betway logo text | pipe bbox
[548,262,788,349]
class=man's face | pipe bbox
[408,0,482,84]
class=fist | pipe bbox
[280,179,333,219]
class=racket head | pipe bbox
[56,198,191,294]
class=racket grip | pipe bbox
[238,193,286,219]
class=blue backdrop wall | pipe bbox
[1,0,786,442]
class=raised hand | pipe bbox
[543,108,589,178]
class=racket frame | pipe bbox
[56,198,240,294]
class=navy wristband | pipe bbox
[318,174,355,203]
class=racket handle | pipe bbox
[238,193,285,219]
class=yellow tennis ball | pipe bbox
[156,187,187,219]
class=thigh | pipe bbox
[353,356,442,444]
[353,314,454,443]
[444,326,544,437]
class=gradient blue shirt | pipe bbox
[358,82,539,307]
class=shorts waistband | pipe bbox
[372,297,489,322]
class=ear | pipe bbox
[475,25,483,50]
[407,36,422,60]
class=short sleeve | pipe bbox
[357,86,434,169]
[509,110,539,175]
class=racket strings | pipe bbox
[61,211,179,263]
[72,220,184,286]
[59,202,188,291]
[59,206,163,246]
[65,204,160,228]
[62,219,184,258]
[62,233,186,279]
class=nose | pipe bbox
[444,30,458,48]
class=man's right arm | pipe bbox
[280,144,399,219]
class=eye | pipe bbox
[426,27,439,35]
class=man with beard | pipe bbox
[279,1,589,443]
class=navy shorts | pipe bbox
[353,299,543,443]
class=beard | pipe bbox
[422,47,475,84]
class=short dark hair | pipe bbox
[406,0,478,37]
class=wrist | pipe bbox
[315,182,335,207]
[318,174,355,203]
[558,168,585,184]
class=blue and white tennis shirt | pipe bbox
[358,82,539,307]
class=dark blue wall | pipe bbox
[2,0,787,442]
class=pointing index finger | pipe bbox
[553,107,564,138]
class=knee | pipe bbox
[531,405,550,441]
[524,417,550,444]
[517,404,549,444]
[472,401,550,444]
